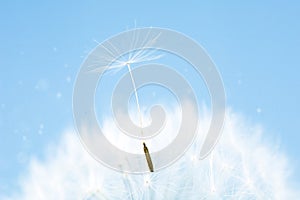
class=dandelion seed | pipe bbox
[143,142,154,172]
[90,32,163,172]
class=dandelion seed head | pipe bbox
[6,108,299,200]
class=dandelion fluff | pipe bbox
[5,108,299,200]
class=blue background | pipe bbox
[0,0,299,195]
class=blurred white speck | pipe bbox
[56,92,62,99]
[64,64,69,68]
[53,47,57,52]
[18,80,23,86]
[38,123,44,135]
[256,107,262,113]
[66,76,71,83]
[35,79,49,91]
[22,135,27,141]
[238,79,242,85]
[1,104,5,109]
[19,51,25,55]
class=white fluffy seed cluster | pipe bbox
[5,110,298,200]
